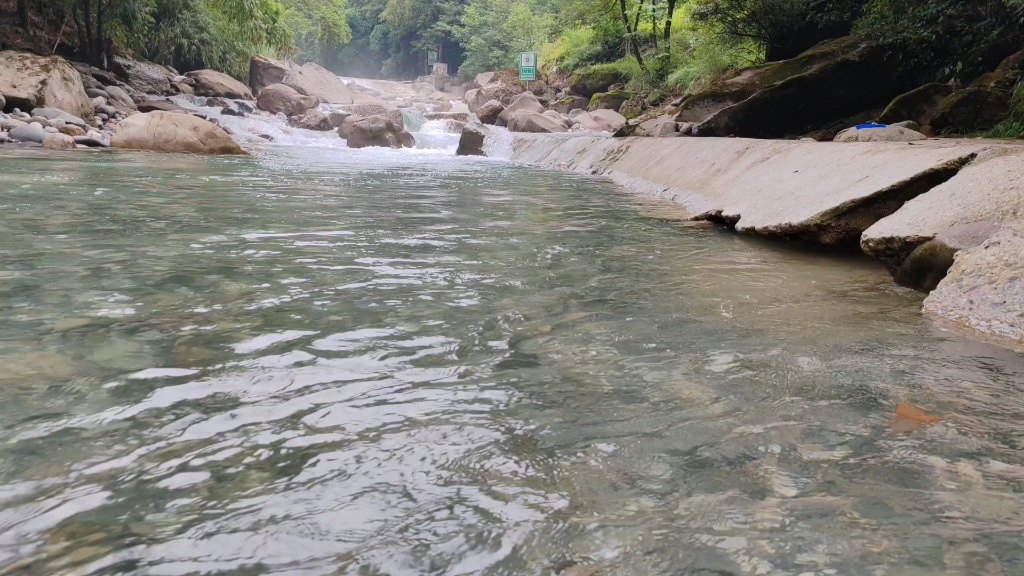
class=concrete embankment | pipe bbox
[504,132,1024,346]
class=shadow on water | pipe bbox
[0,145,1023,575]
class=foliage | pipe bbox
[280,0,352,63]
[455,0,554,77]
[988,80,1024,137]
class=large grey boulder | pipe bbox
[496,92,543,127]
[249,55,352,104]
[111,56,172,95]
[0,51,94,121]
[465,88,488,113]
[834,125,927,142]
[187,69,254,100]
[573,109,627,133]
[337,103,404,130]
[475,100,505,125]
[111,111,246,155]
[553,95,589,115]
[507,112,567,133]
[336,114,364,140]
[345,115,414,149]
[479,68,529,105]
[9,122,47,143]
[104,86,137,110]
[288,108,333,131]
[456,122,488,156]
[256,83,318,116]
[30,108,88,129]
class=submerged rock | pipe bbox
[346,115,413,149]
[456,123,488,156]
[0,51,94,121]
[111,111,246,155]
[338,103,404,130]
[288,108,333,131]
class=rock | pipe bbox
[86,87,109,99]
[553,96,589,115]
[288,108,333,131]
[475,100,505,125]
[497,92,544,127]
[465,88,489,113]
[29,116,51,127]
[104,85,137,111]
[256,83,319,117]
[171,82,194,95]
[877,83,955,125]
[588,91,631,111]
[59,124,86,137]
[834,125,927,142]
[74,135,109,147]
[862,149,1024,273]
[186,69,254,100]
[328,111,351,128]
[689,37,912,138]
[136,99,187,113]
[111,111,247,155]
[206,97,229,108]
[0,51,94,121]
[892,120,921,131]
[894,221,999,292]
[91,95,107,108]
[249,54,287,95]
[111,56,172,95]
[0,118,25,131]
[43,126,59,133]
[42,133,76,149]
[0,131,10,144]
[397,129,415,148]
[9,122,47,143]
[570,68,626,97]
[923,222,1024,343]
[91,69,116,85]
[337,114,364,139]
[424,112,468,122]
[474,72,495,87]
[96,104,117,117]
[930,52,1024,134]
[635,116,679,137]
[479,68,529,105]
[507,112,568,133]
[573,109,627,133]
[0,93,6,109]
[678,122,694,135]
[346,115,412,149]
[220,104,245,117]
[338,103,404,129]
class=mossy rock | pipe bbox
[930,86,1013,133]
[619,100,644,119]
[588,90,632,112]
[570,69,628,98]
[877,83,954,125]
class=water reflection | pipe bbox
[1,146,1023,575]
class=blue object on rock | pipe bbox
[855,122,887,130]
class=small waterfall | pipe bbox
[401,108,427,132]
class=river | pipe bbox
[1,139,1024,576]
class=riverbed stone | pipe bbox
[457,123,488,156]
[0,118,25,131]
[288,108,333,131]
[465,88,488,113]
[475,100,504,125]
[59,124,87,137]
[28,107,88,130]
[338,103,404,130]
[894,221,999,292]
[9,122,47,143]
[0,51,94,121]
[507,112,567,133]
[42,133,76,149]
[250,56,353,104]
[111,110,246,155]
[635,116,678,137]
[256,83,319,117]
[137,99,187,113]
[337,114,364,139]
[497,92,544,127]
[187,69,254,100]
[345,115,412,149]
[74,134,110,147]
[573,109,627,134]
[588,90,631,112]
[834,125,927,142]
[111,56,172,95]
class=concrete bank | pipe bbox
[503,132,1024,346]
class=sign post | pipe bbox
[519,52,537,82]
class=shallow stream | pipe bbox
[1,142,1024,575]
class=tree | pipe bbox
[18,0,30,30]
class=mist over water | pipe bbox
[1,143,1024,576]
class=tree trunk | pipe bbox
[650,0,658,49]
[619,0,645,69]
[73,1,88,60]
[83,0,94,63]
[663,0,677,54]
[17,0,30,30]
[95,0,105,67]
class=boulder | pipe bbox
[59,124,87,137]
[690,37,914,138]
[9,122,47,143]
[877,83,955,125]
[187,70,253,100]
[42,133,76,150]
[337,114,364,140]
[0,118,25,131]
[635,116,678,137]
[588,90,631,112]
[930,52,1024,133]
[474,72,496,87]
[137,99,188,113]
[0,94,5,109]
[475,99,505,125]
[465,88,489,113]
[456,122,488,156]
[480,68,529,105]
[346,115,413,149]
[249,55,287,95]
[256,83,318,116]
[834,125,927,142]
[507,112,567,133]
[328,111,351,128]
[172,82,195,95]
[288,108,333,131]
[111,110,246,155]
[496,92,544,127]
[569,68,626,98]
[111,56,172,95]
[74,135,110,147]
[424,111,468,122]
[923,222,1024,343]
[338,103,404,129]
[894,221,999,292]
[0,51,94,121]
[104,86,136,111]
[553,96,589,115]
[273,57,353,104]
[86,88,109,99]
[573,109,627,133]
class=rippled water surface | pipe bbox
[2,146,1024,576]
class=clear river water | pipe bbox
[2,141,1024,576]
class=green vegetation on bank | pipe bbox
[10,0,1024,105]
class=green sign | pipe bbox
[519,52,537,81]
[427,49,438,66]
